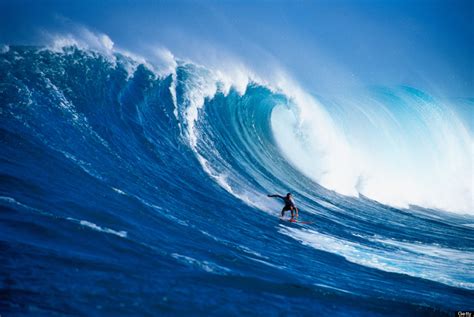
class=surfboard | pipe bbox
[279,218,314,225]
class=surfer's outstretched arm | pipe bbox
[267,194,284,199]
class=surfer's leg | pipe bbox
[281,206,286,217]
[290,207,294,219]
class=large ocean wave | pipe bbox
[1,44,473,315]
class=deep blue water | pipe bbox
[1,46,473,316]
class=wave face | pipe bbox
[1,46,473,316]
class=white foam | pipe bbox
[0,45,9,54]
[0,196,39,211]
[60,151,104,181]
[280,226,474,289]
[170,72,179,122]
[246,256,286,270]
[171,253,230,274]
[128,193,189,226]
[75,219,127,238]
[313,198,345,213]
[112,187,127,195]
[0,196,128,238]
[238,245,268,259]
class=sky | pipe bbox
[0,0,472,97]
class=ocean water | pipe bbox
[0,46,473,316]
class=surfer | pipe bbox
[267,193,299,219]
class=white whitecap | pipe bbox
[280,226,474,290]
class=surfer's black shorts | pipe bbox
[282,205,294,211]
